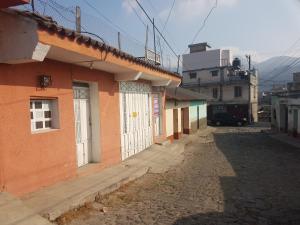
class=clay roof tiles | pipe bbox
[9,9,181,78]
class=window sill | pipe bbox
[31,129,60,135]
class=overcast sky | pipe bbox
[29,0,300,63]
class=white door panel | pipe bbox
[73,86,91,167]
[119,82,153,160]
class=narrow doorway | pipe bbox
[73,82,92,167]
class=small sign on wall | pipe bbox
[131,112,138,118]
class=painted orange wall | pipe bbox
[0,59,121,196]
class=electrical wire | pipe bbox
[184,0,218,54]
[125,0,148,27]
[134,0,179,62]
[82,0,145,47]
[263,57,300,84]
[259,37,300,82]
[162,0,176,32]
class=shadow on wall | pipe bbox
[173,131,300,225]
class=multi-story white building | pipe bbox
[181,43,258,123]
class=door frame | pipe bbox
[73,81,101,167]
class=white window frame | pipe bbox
[30,99,58,132]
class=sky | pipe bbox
[25,0,300,64]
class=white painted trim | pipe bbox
[168,80,181,87]
[114,72,142,81]
[152,79,172,87]
[32,42,51,62]
[89,82,101,163]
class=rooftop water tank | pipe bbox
[232,57,241,70]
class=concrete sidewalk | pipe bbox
[0,192,52,225]
[19,129,213,222]
[269,132,300,149]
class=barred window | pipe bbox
[30,99,59,132]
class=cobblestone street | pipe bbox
[65,126,300,225]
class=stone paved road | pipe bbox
[64,126,300,225]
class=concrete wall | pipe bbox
[182,68,222,85]
[165,100,189,139]
[182,49,222,71]
[0,59,121,195]
[287,98,300,135]
[271,96,288,132]
[222,84,249,102]
[0,11,51,64]
[189,101,207,132]
[166,108,174,138]
[189,84,250,104]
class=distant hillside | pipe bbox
[255,56,300,91]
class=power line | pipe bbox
[125,0,148,27]
[162,0,176,32]
[134,0,179,62]
[184,0,218,54]
[259,37,300,82]
[263,57,300,84]
[144,0,179,54]
[82,0,145,46]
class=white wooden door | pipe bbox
[119,82,153,160]
[73,85,91,167]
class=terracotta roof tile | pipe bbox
[8,9,181,78]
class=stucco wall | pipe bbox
[222,84,249,102]
[0,59,121,195]
[287,98,300,134]
[182,69,221,85]
[182,49,222,71]
[189,101,207,132]
[166,109,173,138]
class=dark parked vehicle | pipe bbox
[208,113,247,126]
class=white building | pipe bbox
[271,72,300,136]
[182,43,258,123]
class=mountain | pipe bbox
[255,56,300,91]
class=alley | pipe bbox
[63,126,300,225]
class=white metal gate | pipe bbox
[119,82,153,160]
[73,84,92,167]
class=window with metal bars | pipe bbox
[30,99,59,132]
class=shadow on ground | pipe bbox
[173,130,300,225]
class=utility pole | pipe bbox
[246,54,251,71]
[75,6,81,33]
[31,0,35,12]
[153,18,157,65]
[245,54,252,123]
[145,25,149,59]
[177,55,180,73]
[157,37,163,66]
[117,32,121,51]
